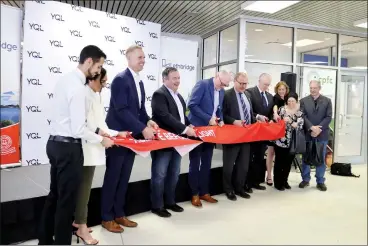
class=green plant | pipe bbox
[1,120,14,128]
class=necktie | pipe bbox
[261,92,268,108]
[139,80,144,106]
[239,93,250,125]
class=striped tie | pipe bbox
[239,93,250,125]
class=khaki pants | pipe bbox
[74,166,95,224]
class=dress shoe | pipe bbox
[225,191,237,201]
[235,190,251,199]
[317,183,327,191]
[284,182,291,189]
[199,194,218,203]
[165,204,184,212]
[115,217,138,227]
[152,208,171,218]
[102,220,124,233]
[191,195,202,208]
[275,186,285,191]
[253,184,266,190]
[299,181,310,188]
[244,185,253,194]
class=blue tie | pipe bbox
[261,92,267,108]
[239,93,250,125]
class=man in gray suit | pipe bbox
[299,80,332,191]
[222,72,255,201]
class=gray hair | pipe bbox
[259,73,272,81]
[310,80,321,88]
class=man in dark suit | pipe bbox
[101,45,158,233]
[150,67,197,218]
[299,80,332,192]
[246,73,274,191]
[222,72,256,201]
[187,70,231,207]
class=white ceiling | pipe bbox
[2,0,367,36]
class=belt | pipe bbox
[49,135,81,144]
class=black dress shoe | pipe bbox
[151,208,171,218]
[235,190,251,199]
[225,191,237,201]
[244,185,253,194]
[165,204,184,212]
[253,184,266,190]
[284,183,291,189]
[317,183,327,191]
[275,186,285,191]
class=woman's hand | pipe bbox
[283,116,291,123]
[291,122,298,128]
[273,113,281,122]
[118,131,129,138]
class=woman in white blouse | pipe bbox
[72,68,127,244]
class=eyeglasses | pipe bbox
[218,76,229,87]
[235,80,248,86]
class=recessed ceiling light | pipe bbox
[282,39,323,47]
[241,1,300,14]
[354,18,367,28]
[245,55,254,57]
[254,29,263,32]
[227,39,234,42]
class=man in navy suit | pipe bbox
[187,70,231,207]
[101,45,158,233]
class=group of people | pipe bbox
[37,44,332,245]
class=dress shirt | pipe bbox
[213,89,220,117]
[128,67,142,108]
[164,85,188,134]
[48,68,103,143]
[257,86,269,106]
[236,91,251,123]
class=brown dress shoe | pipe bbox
[102,220,124,233]
[191,195,202,208]
[199,194,218,203]
[115,217,138,227]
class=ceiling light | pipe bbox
[282,39,323,47]
[350,66,367,70]
[241,1,300,14]
[354,18,367,28]
[304,61,328,64]
[254,29,263,32]
[245,55,254,57]
[227,39,234,42]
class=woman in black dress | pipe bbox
[266,81,289,186]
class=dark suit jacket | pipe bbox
[300,95,332,141]
[246,86,274,120]
[106,68,150,137]
[188,78,225,127]
[223,88,256,125]
[151,85,190,135]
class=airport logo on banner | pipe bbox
[21,0,161,165]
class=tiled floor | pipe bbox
[19,164,367,245]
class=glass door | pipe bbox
[334,72,367,164]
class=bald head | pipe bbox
[258,73,271,92]
[309,80,321,97]
[213,70,231,90]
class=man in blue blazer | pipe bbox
[187,70,231,207]
[101,45,158,233]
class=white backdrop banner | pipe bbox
[0,5,22,167]
[160,36,198,103]
[21,0,161,166]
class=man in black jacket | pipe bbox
[246,73,274,191]
[150,67,196,218]
[222,72,256,201]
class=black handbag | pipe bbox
[331,162,360,177]
[303,141,325,166]
[289,129,306,154]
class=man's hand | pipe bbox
[209,116,217,126]
[118,131,129,138]
[189,124,194,128]
[101,137,114,148]
[147,120,158,129]
[218,121,224,127]
[98,129,110,137]
[256,115,268,122]
[233,120,244,127]
[186,127,197,137]
[291,122,298,128]
[310,125,322,137]
[142,127,155,140]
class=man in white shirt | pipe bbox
[150,67,196,218]
[38,45,112,245]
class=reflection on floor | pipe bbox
[18,165,367,245]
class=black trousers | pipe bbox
[222,143,251,193]
[274,145,295,188]
[247,141,267,187]
[38,140,83,245]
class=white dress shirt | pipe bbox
[257,86,269,106]
[83,86,119,166]
[213,89,220,117]
[164,85,188,134]
[128,67,141,108]
[48,68,103,144]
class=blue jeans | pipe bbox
[151,149,182,209]
[301,140,327,184]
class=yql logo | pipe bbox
[89,21,100,28]
[70,30,83,37]
[106,12,117,19]
[50,13,65,21]
[26,133,41,139]
[121,26,131,33]
[35,1,45,4]
[136,19,146,25]
[135,41,144,47]
[26,106,41,112]
[47,119,51,125]
[26,159,42,166]
[149,32,158,39]
[148,54,157,60]
[48,66,62,74]
[47,93,54,99]
[27,78,42,86]
[120,49,126,55]
[49,40,64,48]
[27,51,43,59]
[104,60,115,66]
[147,75,156,81]
[105,36,116,42]
[68,55,79,63]
[71,5,83,12]
[29,23,44,32]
